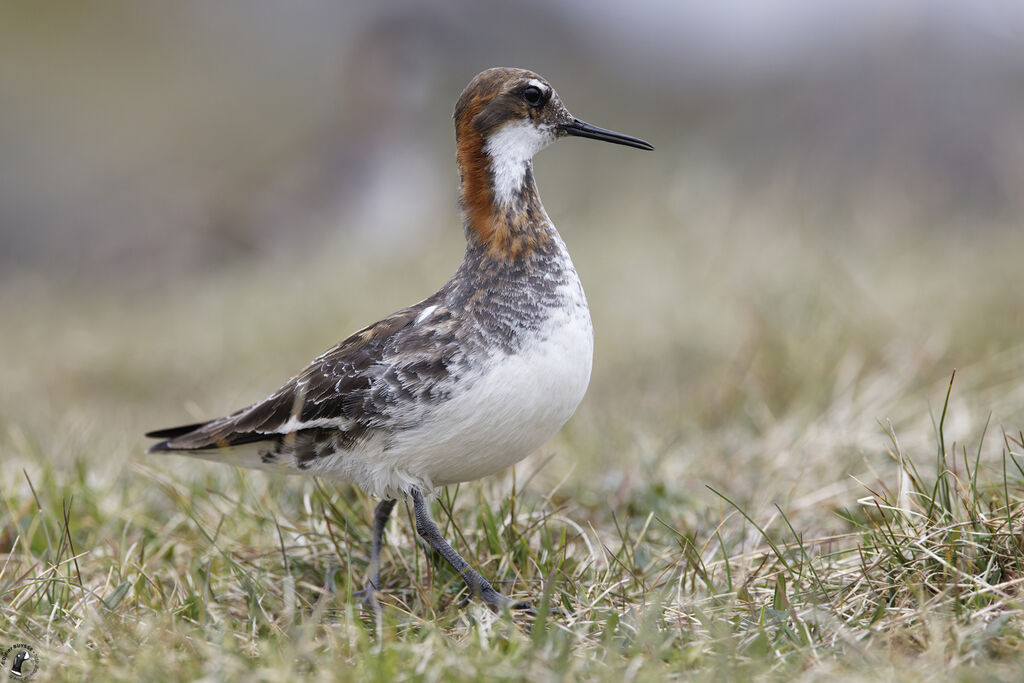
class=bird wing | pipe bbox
[146,297,462,458]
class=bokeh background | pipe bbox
[3,0,1024,513]
[5,1,1024,277]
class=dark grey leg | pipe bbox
[410,488,531,612]
[367,498,396,590]
[357,498,396,611]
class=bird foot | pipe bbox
[459,584,536,614]
[354,585,383,614]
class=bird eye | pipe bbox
[522,86,543,106]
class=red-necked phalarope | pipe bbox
[147,67,653,612]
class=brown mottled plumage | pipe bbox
[147,68,651,613]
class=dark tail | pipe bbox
[145,422,207,452]
[145,422,207,440]
[145,420,275,453]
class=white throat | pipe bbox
[484,121,553,205]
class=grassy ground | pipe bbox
[3,189,1024,680]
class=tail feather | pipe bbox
[149,439,301,476]
[146,422,275,453]
[146,422,362,479]
[146,422,211,454]
[145,422,207,440]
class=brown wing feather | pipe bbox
[146,296,462,455]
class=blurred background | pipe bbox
[3,0,1024,512]
[4,0,1024,279]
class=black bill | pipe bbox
[560,118,654,151]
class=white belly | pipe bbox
[383,298,593,489]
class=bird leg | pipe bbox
[356,497,396,611]
[409,488,532,612]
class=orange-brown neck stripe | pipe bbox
[456,125,552,262]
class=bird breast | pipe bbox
[383,272,593,488]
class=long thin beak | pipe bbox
[560,118,654,151]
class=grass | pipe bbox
[3,192,1024,680]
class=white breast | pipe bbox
[380,280,592,491]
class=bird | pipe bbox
[146,67,653,612]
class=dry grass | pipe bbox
[3,192,1024,680]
